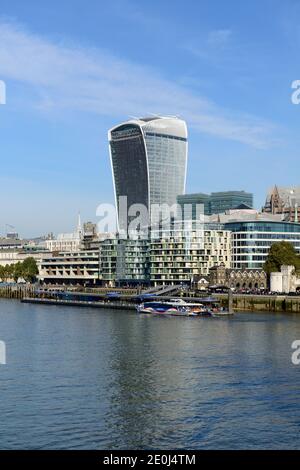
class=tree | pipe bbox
[13,262,24,282]
[264,241,300,275]
[21,257,39,283]
[0,264,14,281]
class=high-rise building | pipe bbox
[176,193,210,219]
[210,191,253,215]
[109,116,188,227]
[177,190,253,217]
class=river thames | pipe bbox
[0,299,300,449]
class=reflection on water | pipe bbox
[0,299,300,449]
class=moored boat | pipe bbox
[136,299,212,317]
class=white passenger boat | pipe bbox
[136,298,212,317]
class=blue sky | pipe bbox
[0,0,300,237]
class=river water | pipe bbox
[0,299,300,449]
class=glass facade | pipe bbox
[99,238,149,284]
[110,124,149,211]
[177,193,209,219]
[177,191,253,217]
[116,239,149,282]
[109,117,188,224]
[144,131,187,207]
[225,221,300,270]
[210,191,253,214]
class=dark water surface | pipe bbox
[0,299,300,449]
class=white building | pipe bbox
[270,265,300,294]
[45,215,83,252]
[206,210,300,271]
[39,250,99,285]
[0,249,52,268]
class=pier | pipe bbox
[216,293,300,313]
[0,284,35,300]
[2,284,300,313]
[21,297,137,310]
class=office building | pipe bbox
[177,190,253,217]
[225,217,300,270]
[109,116,188,227]
[210,191,253,215]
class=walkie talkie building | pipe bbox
[108,116,188,225]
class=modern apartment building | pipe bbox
[150,222,231,285]
[99,237,149,286]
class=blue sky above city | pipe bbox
[0,0,300,236]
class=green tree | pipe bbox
[264,241,300,275]
[13,262,24,282]
[21,257,39,283]
[0,264,14,281]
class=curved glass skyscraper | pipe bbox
[108,116,188,222]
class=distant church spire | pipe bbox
[77,212,83,237]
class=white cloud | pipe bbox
[0,20,277,148]
[207,29,232,48]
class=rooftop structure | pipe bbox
[263,185,300,222]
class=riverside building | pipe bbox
[99,237,149,287]
[150,221,231,286]
[0,245,52,268]
[226,219,300,270]
[39,249,100,286]
[212,209,300,271]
